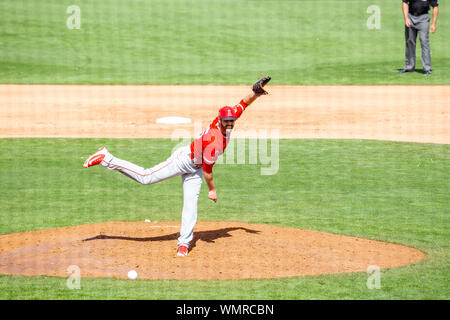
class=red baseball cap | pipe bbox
[218,106,236,120]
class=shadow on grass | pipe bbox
[396,68,430,75]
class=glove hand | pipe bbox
[252,75,271,96]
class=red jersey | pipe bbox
[190,99,249,173]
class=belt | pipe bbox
[190,153,202,169]
[410,12,427,17]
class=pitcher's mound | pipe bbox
[0,221,426,280]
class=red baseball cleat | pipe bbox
[177,245,189,257]
[83,147,109,168]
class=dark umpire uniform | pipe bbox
[400,0,439,75]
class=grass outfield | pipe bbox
[0,0,449,85]
[0,138,448,299]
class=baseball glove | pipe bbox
[252,75,271,95]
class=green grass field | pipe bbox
[0,139,448,299]
[0,0,448,84]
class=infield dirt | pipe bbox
[0,85,448,143]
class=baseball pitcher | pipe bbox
[83,76,271,256]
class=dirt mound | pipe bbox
[0,222,426,280]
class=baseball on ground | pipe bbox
[127,270,138,280]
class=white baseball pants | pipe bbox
[101,146,203,247]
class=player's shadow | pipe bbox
[82,227,260,251]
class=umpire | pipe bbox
[399,0,439,75]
